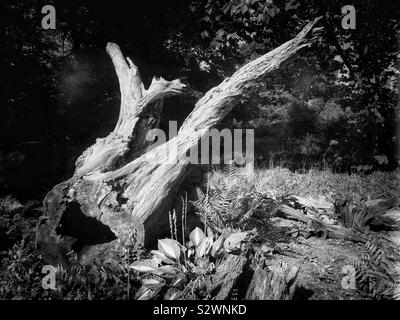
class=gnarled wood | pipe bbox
[75,43,185,177]
[37,43,185,265]
[208,254,248,300]
[37,18,323,266]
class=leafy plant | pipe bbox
[350,234,399,299]
[130,226,253,300]
[334,197,398,232]
[333,197,400,299]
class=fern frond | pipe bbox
[223,163,236,178]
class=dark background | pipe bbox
[1,0,399,199]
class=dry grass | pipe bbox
[248,167,400,201]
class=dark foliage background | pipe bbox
[1,0,399,199]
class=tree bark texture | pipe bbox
[36,18,323,266]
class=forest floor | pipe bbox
[258,234,366,299]
[271,168,399,299]
[0,167,399,299]
[255,167,400,300]
[183,166,400,300]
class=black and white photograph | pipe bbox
[1,0,400,307]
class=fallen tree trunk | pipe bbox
[277,205,368,243]
[37,18,323,266]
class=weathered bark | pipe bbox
[37,18,323,266]
[207,254,248,300]
[36,43,186,265]
[75,43,185,176]
[246,259,299,300]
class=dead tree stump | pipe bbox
[36,18,323,266]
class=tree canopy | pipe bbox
[2,0,399,198]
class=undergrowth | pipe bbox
[1,167,399,300]
[0,200,145,299]
[192,164,278,239]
